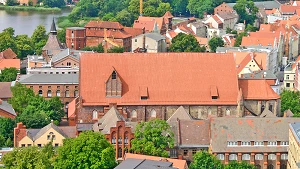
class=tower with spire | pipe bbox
[50,18,57,35]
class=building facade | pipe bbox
[288,122,300,169]
[66,27,86,50]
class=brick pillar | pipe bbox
[276,153,281,169]
[225,153,229,164]
[264,153,268,169]
[250,153,255,165]
[238,153,242,161]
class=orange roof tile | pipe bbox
[125,153,188,169]
[0,59,20,70]
[212,15,223,24]
[123,27,144,37]
[241,36,275,46]
[280,5,300,14]
[80,53,239,106]
[86,29,131,39]
[163,11,173,18]
[239,79,280,100]
[85,21,124,29]
[68,98,76,118]
[196,37,208,45]
[133,16,164,32]
[167,30,178,39]
[265,8,277,15]
[0,48,17,59]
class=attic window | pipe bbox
[140,86,148,100]
[141,96,148,100]
[112,71,117,79]
[212,96,218,100]
[210,86,219,100]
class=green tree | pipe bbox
[280,90,300,117]
[187,0,216,18]
[171,0,188,16]
[82,44,104,53]
[0,118,15,141]
[0,135,5,148]
[2,146,52,168]
[234,32,248,47]
[130,119,174,157]
[208,37,224,52]
[225,161,255,169]
[43,0,65,8]
[57,28,66,43]
[0,29,18,55]
[245,24,258,32]
[31,25,47,55]
[169,33,202,52]
[108,46,124,53]
[115,9,134,27]
[6,0,16,6]
[28,0,33,6]
[15,34,34,59]
[0,67,18,82]
[128,0,172,18]
[189,151,223,169]
[9,83,35,113]
[54,131,117,169]
[233,0,258,25]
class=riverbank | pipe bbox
[0,5,61,12]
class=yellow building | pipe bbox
[288,122,300,169]
[14,121,76,148]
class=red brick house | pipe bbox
[0,99,16,119]
[214,2,235,15]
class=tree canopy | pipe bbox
[43,0,66,8]
[53,131,117,169]
[9,83,65,128]
[0,118,15,147]
[233,0,258,25]
[225,161,256,169]
[31,25,48,55]
[130,119,174,157]
[208,37,224,52]
[0,67,18,82]
[169,33,203,52]
[280,90,300,117]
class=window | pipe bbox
[66,86,69,89]
[242,154,250,160]
[55,143,59,147]
[217,154,225,160]
[112,137,116,144]
[56,90,60,97]
[135,39,137,42]
[74,90,79,97]
[255,154,263,160]
[268,154,276,160]
[141,96,148,100]
[52,135,56,140]
[39,86,42,89]
[268,141,277,146]
[92,110,98,119]
[192,149,197,155]
[286,83,290,87]
[212,96,218,100]
[38,90,43,96]
[21,144,25,147]
[27,144,32,147]
[254,141,264,146]
[30,86,33,89]
[150,109,156,118]
[280,141,289,146]
[227,141,238,146]
[118,148,122,158]
[38,144,42,147]
[47,135,51,140]
[65,90,70,97]
[286,75,289,80]
[124,137,128,144]
[112,71,117,79]
[229,154,237,160]
[131,110,137,118]
[183,150,188,156]
[47,90,52,97]
[241,141,251,146]
[281,154,288,160]
[118,137,122,144]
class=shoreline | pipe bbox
[0,5,62,12]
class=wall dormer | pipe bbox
[106,70,122,97]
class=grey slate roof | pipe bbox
[114,158,177,169]
[51,49,92,63]
[77,123,93,131]
[259,109,276,118]
[18,74,78,84]
[0,101,16,116]
[227,1,280,10]
[135,33,166,42]
[167,106,192,123]
[211,117,300,153]
[290,122,300,144]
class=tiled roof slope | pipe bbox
[0,82,12,99]
[0,59,20,70]
[211,117,300,153]
[239,79,280,100]
[85,21,124,29]
[80,53,239,106]
[0,48,17,59]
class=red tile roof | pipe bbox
[0,82,12,99]
[212,15,223,24]
[0,59,20,70]
[0,48,17,59]
[85,21,124,29]
[280,5,300,14]
[123,27,144,37]
[239,79,280,100]
[241,36,275,46]
[68,98,76,118]
[163,11,173,18]
[86,29,131,39]
[133,16,164,32]
[80,53,239,106]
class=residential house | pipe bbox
[279,5,300,19]
[132,32,167,53]
[288,122,300,169]
[167,106,210,162]
[92,107,136,159]
[0,48,17,59]
[17,74,79,114]
[0,48,20,72]
[187,21,207,38]
[124,153,188,169]
[65,27,86,50]
[226,1,280,11]
[214,2,235,15]
[0,99,16,119]
[222,34,235,47]
[211,117,300,169]
[239,79,280,116]
[204,14,237,39]
[14,121,76,147]
[72,52,243,126]
[0,82,13,101]
[284,58,299,90]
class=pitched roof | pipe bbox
[238,79,280,100]
[125,153,188,169]
[32,123,68,140]
[167,106,192,123]
[68,98,76,118]
[85,29,132,39]
[115,158,176,169]
[163,11,174,18]
[50,18,57,34]
[260,109,277,118]
[80,53,239,106]
[211,117,300,153]
[85,21,124,29]
[123,27,144,37]
[285,109,294,117]
[290,122,300,143]
[94,107,126,134]
[133,16,165,32]
[280,5,300,14]
[0,101,16,116]
[0,48,17,59]
[0,59,20,70]
[240,70,277,80]
[51,49,92,63]
[42,35,65,55]
[0,82,12,99]
[227,1,280,10]
[212,15,223,24]
[241,36,275,46]
[18,74,78,84]
[196,37,208,45]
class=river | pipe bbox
[0,9,71,36]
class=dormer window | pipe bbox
[106,69,122,97]
[112,71,117,79]
[210,86,218,100]
[141,96,148,100]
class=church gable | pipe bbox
[106,70,122,97]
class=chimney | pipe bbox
[14,122,26,147]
